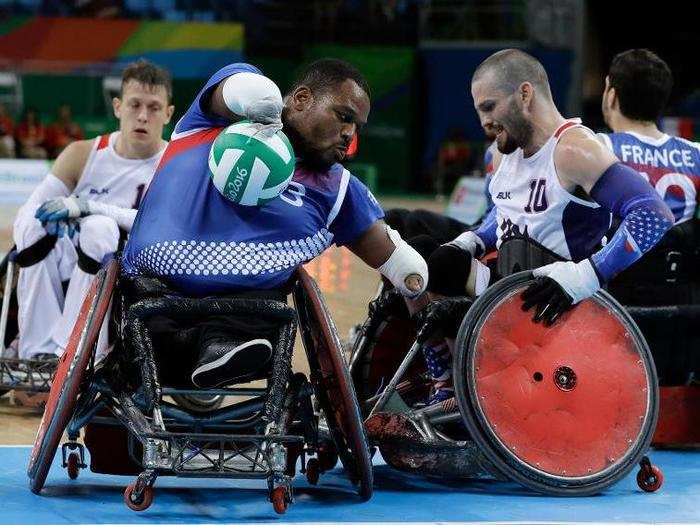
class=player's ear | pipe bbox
[112,97,122,119]
[291,86,313,111]
[519,82,534,109]
[164,104,175,124]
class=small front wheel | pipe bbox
[271,486,290,514]
[124,482,154,511]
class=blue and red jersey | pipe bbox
[122,63,383,295]
[600,131,700,224]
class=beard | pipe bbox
[282,118,335,172]
[496,98,533,154]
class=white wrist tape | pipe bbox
[447,230,485,257]
[87,201,137,232]
[222,72,283,124]
[532,259,601,304]
[378,226,428,298]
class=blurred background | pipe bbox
[0,0,698,233]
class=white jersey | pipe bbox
[73,132,164,209]
[489,120,611,262]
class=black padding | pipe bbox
[426,244,473,297]
[496,237,563,277]
[14,235,58,268]
[385,208,470,243]
[406,234,441,261]
[76,245,102,275]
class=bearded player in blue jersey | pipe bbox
[121,59,428,388]
[599,49,700,384]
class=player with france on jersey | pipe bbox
[599,49,700,383]
[122,59,428,388]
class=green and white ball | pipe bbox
[208,121,295,206]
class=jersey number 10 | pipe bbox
[524,179,548,213]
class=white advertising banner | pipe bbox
[0,159,49,251]
[445,176,488,225]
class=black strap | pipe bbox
[14,235,58,268]
[76,245,102,275]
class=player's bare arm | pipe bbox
[553,127,618,193]
[524,126,674,324]
[34,137,142,234]
[48,139,94,192]
[348,220,428,298]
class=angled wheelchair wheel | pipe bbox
[293,267,373,501]
[27,258,118,494]
[454,272,659,496]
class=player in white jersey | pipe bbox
[12,60,174,360]
[413,49,674,403]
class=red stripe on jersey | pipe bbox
[96,134,109,150]
[554,121,578,139]
[156,127,223,172]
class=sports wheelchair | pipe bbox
[0,247,223,411]
[350,271,664,496]
[26,256,372,514]
[0,247,56,402]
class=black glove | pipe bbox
[415,297,473,343]
[520,277,573,326]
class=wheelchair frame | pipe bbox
[350,272,665,495]
[26,260,372,514]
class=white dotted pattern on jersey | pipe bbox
[130,229,334,277]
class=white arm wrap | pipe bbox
[87,201,137,232]
[447,230,485,257]
[14,173,70,229]
[222,72,283,124]
[378,226,429,298]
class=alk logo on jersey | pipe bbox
[89,188,109,195]
[495,191,511,200]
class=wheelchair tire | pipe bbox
[294,267,373,501]
[170,393,224,412]
[454,271,659,496]
[27,259,118,494]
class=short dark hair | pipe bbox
[121,59,173,102]
[473,49,552,98]
[290,58,370,99]
[608,49,672,122]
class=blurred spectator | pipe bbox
[15,107,48,159]
[46,104,85,158]
[0,103,16,158]
[436,127,473,196]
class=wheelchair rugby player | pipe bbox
[26,59,428,514]
[351,49,667,496]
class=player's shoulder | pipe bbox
[674,135,700,153]
[554,126,616,185]
[555,126,609,164]
[64,138,97,158]
[50,138,97,187]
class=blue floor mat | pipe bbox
[0,446,697,524]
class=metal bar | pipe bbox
[0,259,14,356]
[144,431,303,443]
[161,387,268,397]
[368,340,422,417]
[429,412,462,425]
[625,305,700,319]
